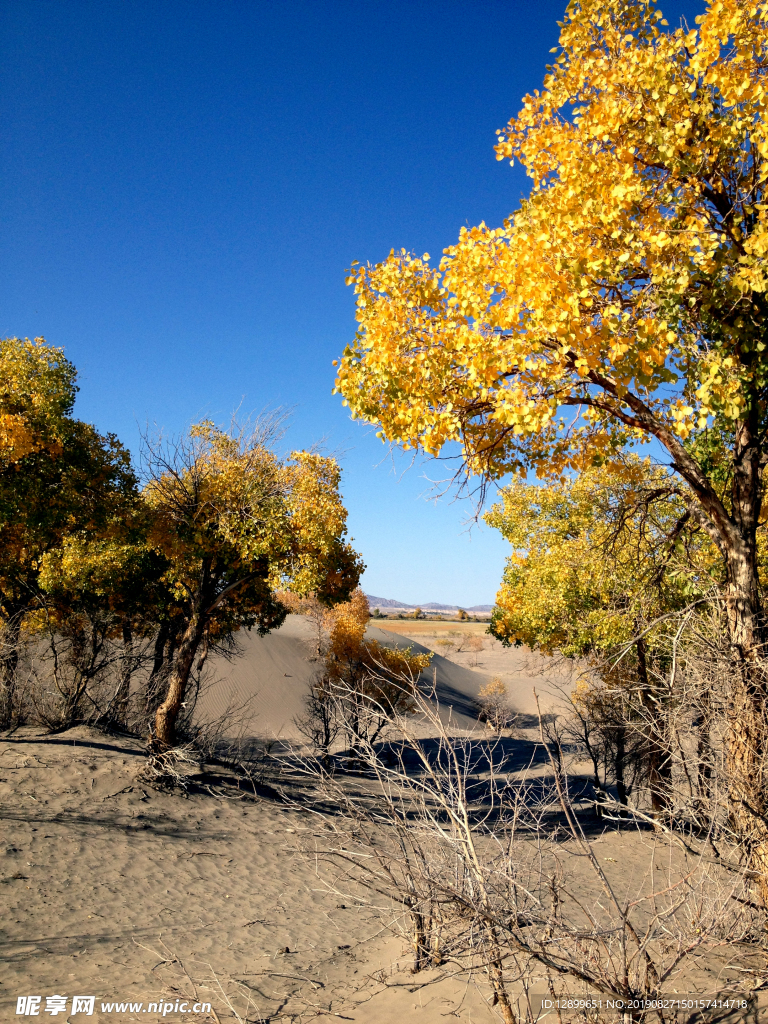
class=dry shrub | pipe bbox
[24,609,144,732]
[288,671,766,1023]
[455,632,484,654]
[544,601,768,854]
[0,616,31,729]
[294,589,431,762]
[478,677,517,733]
[140,742,204,790]
[294,680,341,766]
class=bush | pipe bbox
[477,677,516,733]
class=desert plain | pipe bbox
[0,618,763,1024]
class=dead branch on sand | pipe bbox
[284,670,766,1023]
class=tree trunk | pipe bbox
[149,621,169,686]
[430,903,443,965]
[145,620,175,719]
[726,637,768,894]
[614,723,628,808]
[0,613,22,729]
[484,923,517,1024]
[636,635,670,813]
[722,423,768,900]
[110,624,134,727]
[410,903,427,973]
[153,610,206,750]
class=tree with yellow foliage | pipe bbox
[486,463,712,657]
[143,421,363,749]
[0,337,77,465]
[319,589,431,754]
[335,0,768,880]
[486,463,712,809]
[0,339,140,726]
[477,677,515,733]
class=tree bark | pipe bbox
[110,624,134,727]
[614,723,629,809]
[153,609,206,750]
[409,902,427,973]
[636,634,670,813]
[0,613,22,729]
[484,923,517,1024]
[149,621,169,686]
[721,418,768,900]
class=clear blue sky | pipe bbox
[1,0,700,607]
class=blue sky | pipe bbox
[1,0,700,607]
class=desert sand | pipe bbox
[1,617,551,1023]
[196,616,551,741]
[0,723,510,1023]
[1,617,757,1023]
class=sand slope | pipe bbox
[197,615,551,740]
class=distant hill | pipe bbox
[365,595,408,609]
[365,594,494,614]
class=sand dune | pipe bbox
[197,615,551,740]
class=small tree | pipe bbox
[478,677,515,733]
[455,632,483,655]
[143,420,363,750]
[302,589,432,759]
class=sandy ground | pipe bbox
[1,616,550,1024]
[1,617,763,1023]
[1,726,508,1023]
[2,730,760,1024]
[196,616,558,742]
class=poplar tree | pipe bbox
[143,421,364,749]
[334,0,768,882]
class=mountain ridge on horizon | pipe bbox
[365,594,494,613]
